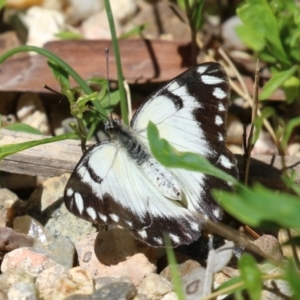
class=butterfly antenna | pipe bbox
[43,84,64,104]
[105,48,113,121]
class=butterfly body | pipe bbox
[64,62,238,247]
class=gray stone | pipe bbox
[93,282,137,300]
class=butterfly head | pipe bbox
[104,119,122,137]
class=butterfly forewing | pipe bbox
[64,62,238,247]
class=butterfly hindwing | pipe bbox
[64,141,202,246]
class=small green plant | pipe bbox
[236,0,300,103]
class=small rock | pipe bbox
[0,227,34,253]
[65,0,103,25]
[252,235,283,261]
[0,188,19,227]
[249,127,278,155]
[1,247,56,277]
[161,292,178,300]
[14,215,76,268]
[75,229,156,285]
[14,216,51,245]
[21,6,64,47]
[287,143,300,157]
[226,113,243,146]
[0,290,8,300]
[52,267,94,300]
[95,276,133,290]
[25,174,96,244]
[35,264,68,300]
[160,259,201,282]
[110,0,138,23]
[92,282,137,300]
[138,273,173,300]
[81,10,121,39]
[16,93,49,134]
[0,268,34,294]
[221,15,246,50]
[7,282,38,300]
[278,229,300,260]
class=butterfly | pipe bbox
[64,62,238,247]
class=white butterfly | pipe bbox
[64,62,238,247]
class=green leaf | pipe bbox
[164,235,186,300]
[259,66,298,100]
[0,0,5,9]
[120,24,148,39]
[213,184,300,229]
[281,116,300,150]
[55,31,83,40]
[285,259,300,299]
[252,107,275,145]
[147,121,237,185]
[282,75,300,104]
[48,60,70,90]
[239,254,262,300]
[217,275,243,293]
[5,123,42,135]
[0,132,78,161]
[237,0,290,65]
[235,25,265,52]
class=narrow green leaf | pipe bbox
[214,184,300,229]
[5,123,42,135]
[55,31,83,40]
[0,0,5,9]
[120,24,148,39]
[239,254,262,300]
[281,116,300,150]
[285,259,300,299]
[48,60,70,89]
[164,235,186,300]
[0,132,78,161]
[259,66,298,100]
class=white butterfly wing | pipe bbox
[131,62,238,220]
[65,62,238,247]
[65,141,202,246]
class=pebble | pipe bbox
[0,188,19,227]
[226,113,244,146]
[21,6,64,47]
[221,15,246,50]
[35,264,69,300]
[25,174,96,244]
[138,273,173,300]
[252,235,283,261]
[1,247,57,277]
[14,215,76,268]
[92,282,137,300]
[75,229,156,285]
[160,259,201,282]
[287,143,300,157]
[7,282,38,300]
[0,227,34,253]
[52,267,94,299]
[0,268,34,294]
[161,292,178,300]
[278,229,300,260]
[16,93,50,134]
